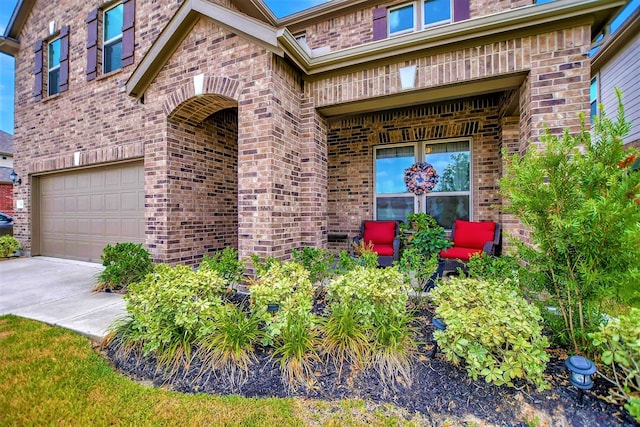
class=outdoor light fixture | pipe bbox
[430,317,446,359]
[9,170,21,185]
[267,304,279,313]
[565,355,596,402]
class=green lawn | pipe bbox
[0,315,435,426]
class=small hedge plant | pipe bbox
[590,308,640,422]
[431,277,550,390]
[0,235,20,257]
[94,242,153,292]
[107,264,228,376]
[292,247,335,284]
[199,247,245,286]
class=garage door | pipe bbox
[39,162,145,262]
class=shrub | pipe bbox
[465,252,520,286]
[107,264,228,376]
[197,303,264,390]
[94,242,153,292]
[327,266,410,329]
[351,240,380,268]
[430,277,550,390]
[396,248,439,291]
[250,254,282,277]
[0,235,20,257]
[590,308,640,422]
[292,247,335,284]
[500,96,640,352]
[199,247,245,286]
[400,212,451,257]
[249,261,314,345]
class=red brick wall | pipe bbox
[326,97,503,247]
[0,184,13,215]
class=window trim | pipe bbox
[102,2,124,74]
[373,137,473,228]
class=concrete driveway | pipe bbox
[0,257,126,340]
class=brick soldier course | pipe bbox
[0,0,623,264]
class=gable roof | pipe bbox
[126,0,625,99]
[0,130,13,156]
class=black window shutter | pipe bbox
[453,0,470,22]
[59,25,70,92]
[121,0,135,67]
[33,40,43,101]
[86,8,98,81]
[372,7,387,41]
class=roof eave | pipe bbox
[281,0,625,76]
[0,37,20,57]
[591,7,640,72]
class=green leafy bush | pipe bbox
[250,254,282,277]
[94,242,153,292]
[500,96,640,352]
[249,261,314,345]
[351,240,380,268]
[0,235,20,257]
[590,308,640,422]
[292,247,335,284]
[431,277,550,390]
[466,253,520,286]
[108,264,228,375]
[328,266,410,329]
[396,248,439,290]
[400,212,451,257]
[199,247,245,286]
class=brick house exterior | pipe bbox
[0,0,624,264]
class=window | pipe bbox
[374,0,467,41]
[423,0,451,27]
[48,38,61,96]
[86,0,135,81]
[389,3,416,36]
[374,139,471,228]
[590,76,598,123]
[103,3,123,73]
[33,26,69,101]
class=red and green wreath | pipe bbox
[404,162,439,195]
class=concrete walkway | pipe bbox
[0,257,126,340]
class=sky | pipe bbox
[0,0,17,135]
[263,0,331,18]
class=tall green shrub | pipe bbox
[0,235,20,257]
[500,96,640,352]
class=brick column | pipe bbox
[299,98,328,248]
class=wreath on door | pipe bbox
[404,162,439,195]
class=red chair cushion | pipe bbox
[452,220,495,250]
[372,244,395,256]
[363,221,397,245]
[439,247,483,262]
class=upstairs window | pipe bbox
[33,26,69,101]
[103,3,123,74]
[47,38,61,96]
[423,0,451,27]
[376,0,466,40]
[86,0,135,81]
[389,4,416,36]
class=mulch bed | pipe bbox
[105,293,638,426]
